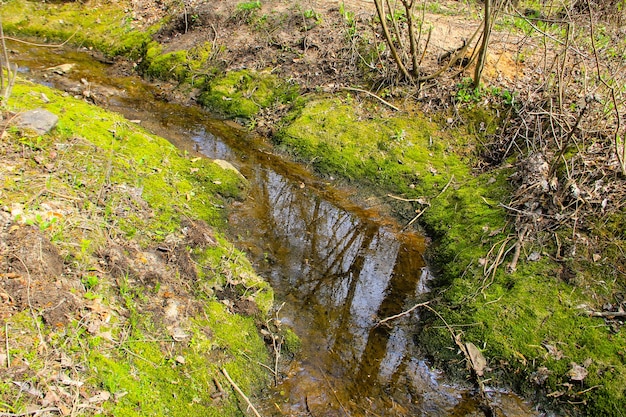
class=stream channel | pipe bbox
[11,43,537,417]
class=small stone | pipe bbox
[14,108,59,135]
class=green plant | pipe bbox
[339,2,357,38]
[25,213,58,231]
[236,0,261,12]
[303,9,322,24]
[82,274,99,290]
[455,78,483,103]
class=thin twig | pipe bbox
[14,256,46,351]
[340,87,400,111]
[3,29,79,48]
[434,174,455,199]
[221,368,263,417]
[0,408,61,417]
[376,301,430,326]
[317,365,349,416]
[4,323,9,368]
[401,206,428,231]
[401,174,454,231]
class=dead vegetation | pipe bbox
[486,1,626,291]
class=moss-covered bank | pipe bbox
[0,79,274,415]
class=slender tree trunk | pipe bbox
[403,0,420,77]
[373,0,412,80]
[473,0,492,89]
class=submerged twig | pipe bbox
[376,301,430,326]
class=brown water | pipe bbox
[10,42,537,417]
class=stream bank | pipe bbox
[5,42,539,417]
[2,0,626,415]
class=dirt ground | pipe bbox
[130,0,524,97]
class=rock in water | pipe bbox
[14,108,59,135]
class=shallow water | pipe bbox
[10,41,537,417]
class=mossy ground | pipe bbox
[0,0,153,59]
[1,79,274,416]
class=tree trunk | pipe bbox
[473,0,492,89]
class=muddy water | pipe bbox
[10,43,536,417]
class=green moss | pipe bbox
[282,327,301,354]
[198,70,299,119]
[0,0,154,58]
[9,81,245,242]
[86,297,271,417]
[141,42,216,85]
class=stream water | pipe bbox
[10,42,537,417]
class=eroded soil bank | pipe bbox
[2,0,626,415]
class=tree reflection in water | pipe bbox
[232,167,470,416]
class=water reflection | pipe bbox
[230,165,456,415]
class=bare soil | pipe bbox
[131,0,523,95]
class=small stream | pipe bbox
[10,43,536,417]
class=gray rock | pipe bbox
[213,159,246,179]
[14,108,59,135]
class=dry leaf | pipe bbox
[88,390,111,404]
[543,343,563,360]
[13,381,43,397]
[465,342,487,376]
[56,373,84,387]
[567,362,588,381]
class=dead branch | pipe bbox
[0,408,61,417]
[586,310,626,318]
[221,368,263,417]
[376,301,430,326]
[340,86,400,111]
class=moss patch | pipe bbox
[0,0,154,58]
[197,70,299,119]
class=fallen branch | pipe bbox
[340,87,400,112]
[0,408,60,417]
[376,301,430,327]
[586,310,626,318]
[221,368,263,417]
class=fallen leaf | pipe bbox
[46,63,75,75]
[567,362,588,381]
[12,381,43,397]
[543,343,564,360]
[56,373,84,387]
[88,390,111,404]
[465,342,487,376]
